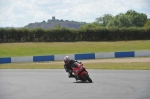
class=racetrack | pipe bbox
[0,69,150,99]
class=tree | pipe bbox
[107,13,133,27]
[96,10,147,27]
[125,10,147,27]
[144,19,150,28]
[79,22,103,30]
[95,14,113,26]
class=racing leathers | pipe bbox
[64,60,82,80]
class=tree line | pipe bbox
[0,10,150,42]
[95,10,148,27]
[0,27,150,42]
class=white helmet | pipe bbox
[64,56,71,64]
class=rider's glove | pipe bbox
[79,62,83,65]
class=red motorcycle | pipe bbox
[71,62,92,83]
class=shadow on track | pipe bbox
[73,81,93,83]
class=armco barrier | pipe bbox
[33,55,54,62]
[0,50,150,64]
[11,56,33,63]
[115,51,135,58]
[75,53,95,60]
[0,57,11,64]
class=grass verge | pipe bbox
[0,40,150,57]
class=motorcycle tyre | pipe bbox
[83,73,92,83]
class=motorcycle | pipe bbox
[71,62,92,83]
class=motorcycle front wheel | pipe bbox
[83,73,92,83]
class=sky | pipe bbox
[0,0,150,27]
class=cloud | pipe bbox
[0,0,150,27]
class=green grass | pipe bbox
[0,61,150,70]
[0,40,150,57]
[85,62,150,70]
[0,40,150,70]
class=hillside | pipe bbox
[24,16,87,29]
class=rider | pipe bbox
[64,56,82,80]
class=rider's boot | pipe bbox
[68,72,75,78]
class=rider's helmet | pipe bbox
[64,56,71,64]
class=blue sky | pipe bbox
[0,0,150,27]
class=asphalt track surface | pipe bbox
[0,69,150,99]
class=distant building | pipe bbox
[52,16,55,20]
[24,16,87,29]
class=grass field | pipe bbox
[0,40,150,69]
[0,40,150,57]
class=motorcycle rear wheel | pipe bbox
[83,74,92,83]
